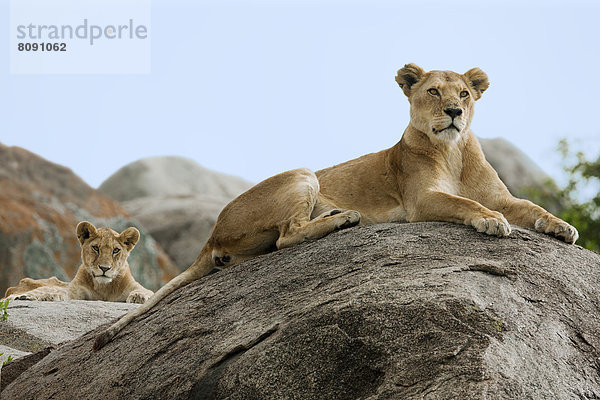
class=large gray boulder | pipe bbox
[99,157,253,270]
[2,222,599,399]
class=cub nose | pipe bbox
[444,108,463,119]
[99,266,110,273]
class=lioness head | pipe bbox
[395,63,489,143]
[76,221,140,284]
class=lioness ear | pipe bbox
[464,67,489,100]
[119,227,140,251]
[76,221,97,245]
[395,63,426,97]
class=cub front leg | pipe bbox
[408,191,511,237]
[499,198,578,244]
[6,286,70,302]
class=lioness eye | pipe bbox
[113,248,120,254]
[460,90,469,98]
[427,88,440,96]
[92,246,99,253]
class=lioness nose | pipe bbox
[99,266,110,273]
[444,108,463,119]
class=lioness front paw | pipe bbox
[534,214,578,244]
[127,290,152,304]
[471,212,511,237]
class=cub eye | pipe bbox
[92,246,99,253]
[460,90,470,98]
[427,88,440,96]
[113,248,121,255]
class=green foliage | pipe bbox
[527,139,600,252]
[0,298,9,321]
[1,354,13,367]
[0,299,13,367]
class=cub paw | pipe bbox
[471,212,511,237]
[535,215,578,244]
[6,292,64,301]
[337,210,361,230]
[127,291,152,304]
[6,294,33,302]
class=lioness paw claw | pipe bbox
[472,213,511,237]
[535,215,578,244]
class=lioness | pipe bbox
[93,64,578,350]
[5,221,153,304]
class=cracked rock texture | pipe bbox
[2,222,600,400]
[0,143,178,294]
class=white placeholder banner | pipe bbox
[10,0,151,74]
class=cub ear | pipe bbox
[464,67,489,100]
[395,63,426,97]
[119,227,140,251]
[76,221,98,245]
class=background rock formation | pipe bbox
[0,144,178,295]
[3,223,599,399]
[99,156,253,270]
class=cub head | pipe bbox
[76,221,140,284]
[395,63,489,143]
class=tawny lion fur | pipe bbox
[93,64,578,351]
[5,222,153,304]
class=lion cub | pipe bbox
[5,221,154,304]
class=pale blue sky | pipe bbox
[2,0,599,188]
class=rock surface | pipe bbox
[99,156,253,270]
[0,300,139,353]
[0,143,178,294]
[0,300,138,392]
[2,222,599,400]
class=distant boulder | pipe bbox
[0,143,178,295]
[99,157,253,270]
[98,156,252,203]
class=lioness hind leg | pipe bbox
[276,205,361,250]
[276,209,360,249]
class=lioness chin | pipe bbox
[93,64,578,351]
[4,221,154,304]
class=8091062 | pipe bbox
[18,42,66,51]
